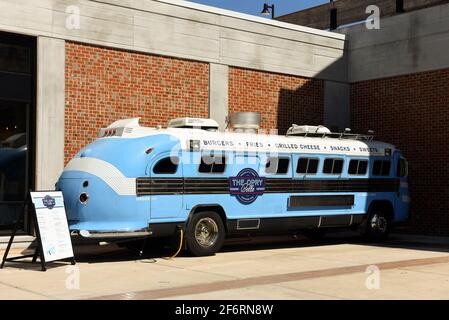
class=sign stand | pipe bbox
[1,190,76,272]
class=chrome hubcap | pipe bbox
[195,218,219,248]
[370,213,387,233]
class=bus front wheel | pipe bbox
[186,211,225,256]
[361,206,392,242]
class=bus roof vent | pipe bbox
[286,124,374,141]
[286,125,331,136]
[99,118,141,138]
[227,112,261,133]
[107,118,141,129]
[167,118,219,131]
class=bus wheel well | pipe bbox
[188,205,227,231]
[368,200,394,221]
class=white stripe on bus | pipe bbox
[64,157,136,196]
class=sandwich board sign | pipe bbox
[30,192,74,262]
[1,191,75,271]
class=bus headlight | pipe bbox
[79,192,89,204]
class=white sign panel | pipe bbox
[30,191,74,262]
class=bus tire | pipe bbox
[361,206,392,242]
[186,211,225,256]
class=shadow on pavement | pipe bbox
[5,230,449,269]
[72,229,449,264]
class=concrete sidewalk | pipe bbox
[1,232,449,300]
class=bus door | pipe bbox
[148,152,184,219]
[394,152,410,221]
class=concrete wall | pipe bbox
[0,0,346,82]
[35,37,65,190]
[339,3,449,82]
[209,64,229,130]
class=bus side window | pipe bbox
[266,157,290,175]
[323,158,344,175]
[373,160,391,176]
[348,159,368,175]
[199,154,226,174]
[297,158,319,175]
[153,156,179,174]
[397,158,408,177]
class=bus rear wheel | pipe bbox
[186,211,225,256]
[361,206,391,242]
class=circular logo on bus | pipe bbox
[229,168,266,205]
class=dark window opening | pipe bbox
[373,160,381,175]
[373,160,391,176]
[333,159,343,174]
[266,157,290,175]
[297,158,319,175]
[330,8,338,30]
[348,159,368,175]
[0,44,30,74]
[323,158,344,175]
[396,0,404,13]
[382,161,391,176]
[358,160,368,175]
[0,32,36,234]
[199,154,226,173]
[153,157,179,174]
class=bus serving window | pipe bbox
[153,157,179,174]
[397,158,408,177]
[199,154,226,173]
[266,157,290,175]
[323,158,344,175]
[348,159,368,175]
[297,158,319,175]
[373,160,391,176]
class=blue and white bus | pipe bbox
[57,117,410,256]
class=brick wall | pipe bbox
[351,69,449,235]
[65,42,209,164]
[228,67,324,134]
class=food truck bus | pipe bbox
[57,116,409,256]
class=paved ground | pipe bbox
[1,231,449,300]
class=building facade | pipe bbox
[1,0,448,240]
[276,0,448,30]
[0,0,347,241]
